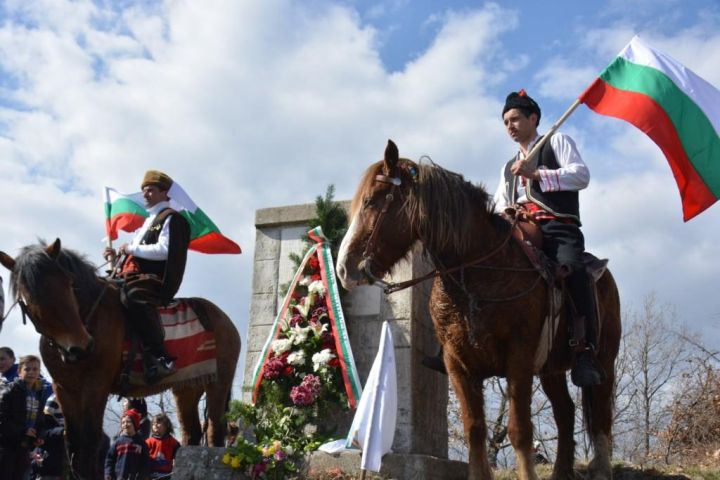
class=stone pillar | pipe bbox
[243,202,449,458]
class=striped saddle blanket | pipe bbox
[122,299,217,388]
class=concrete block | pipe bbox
[248,293,278,327]
[251,259,279,296]
[253,227,281,262]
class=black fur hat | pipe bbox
[502,89,541,123]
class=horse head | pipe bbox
[337,140,420,290]
[0,239,95,362]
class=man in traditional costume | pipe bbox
[105,170,190,383]
[493,90,602,387]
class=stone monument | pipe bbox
[234,201,469,478]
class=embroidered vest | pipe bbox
[134,208,174,277]
[503,136,581,224]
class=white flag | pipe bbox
[346,321,397,472]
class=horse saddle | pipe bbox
[510,218,608,283]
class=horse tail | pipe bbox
[581,386,595,449]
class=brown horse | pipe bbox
[337,141,621,480]
[0,239,241,480]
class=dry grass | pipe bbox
[298,462,720,480]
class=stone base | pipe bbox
[304,450,468,479]
[172,446,469,480]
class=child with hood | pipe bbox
[105,410,149,480]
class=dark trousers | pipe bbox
[120,275,167,357]
[539,219,597,347]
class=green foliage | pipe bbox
[305,184,349,259]
[281,183,349,298]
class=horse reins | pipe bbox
[360,173,401,285]
[360,171,541,296]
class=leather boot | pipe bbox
[566,269,604,387]
[143,347,176,384]
[134,304,175,384]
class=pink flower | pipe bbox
[251,461,268,477]
[290,384,316,406]
[302,374,322,396]
[309,305,328,323]
[289,313,304,327]
[263,356,287,380]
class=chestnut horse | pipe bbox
[337,141,621,480]
[0,239,241,480]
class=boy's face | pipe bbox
[19,360,41,385]
[152,419,168,436]
[121,416,137,436]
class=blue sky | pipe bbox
[0,0,719,403]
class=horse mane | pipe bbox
[404,162,502,255]
[10,241,105,306]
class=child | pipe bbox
[105,410,149,480]
[0,354,50,479]
[122,398,151,440]
[145,413,180,479]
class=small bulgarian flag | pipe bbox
[580,35,720,221]
[104,183,241,254]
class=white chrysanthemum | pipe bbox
[271,338,292,356]
[307,280,325,296]
[312,348,336,371]
[298,276,312,286]
[287,350,306,366]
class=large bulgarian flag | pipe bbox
[580,35,720,221]
[104,182,241,254]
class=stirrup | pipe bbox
[421,355,447,375]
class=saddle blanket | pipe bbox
[122,300,217,388]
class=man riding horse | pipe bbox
[420,91,604,387]
[494,90,602,387]
[104,170,190,384]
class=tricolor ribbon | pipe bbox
[251,226,362,408]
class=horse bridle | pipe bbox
[359,173,403,290]
[360,171,536,295]
[14,263,106,357]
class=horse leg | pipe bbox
[506,371,539,480]
[173,386,205,445]
[447,363,492,480]
[56,384,107,480]
[540,372,576,480]
[204,383,232,446]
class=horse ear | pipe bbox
[47,238,62,260]
[0,251,15,272]
[384,139,399,174]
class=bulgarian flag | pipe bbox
[580,35,720,221]
[104,183,241,254]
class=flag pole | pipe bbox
[522,98,582,168]
[360,469,367,480]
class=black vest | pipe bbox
[503,136,581,224]
[134,209,172,277]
